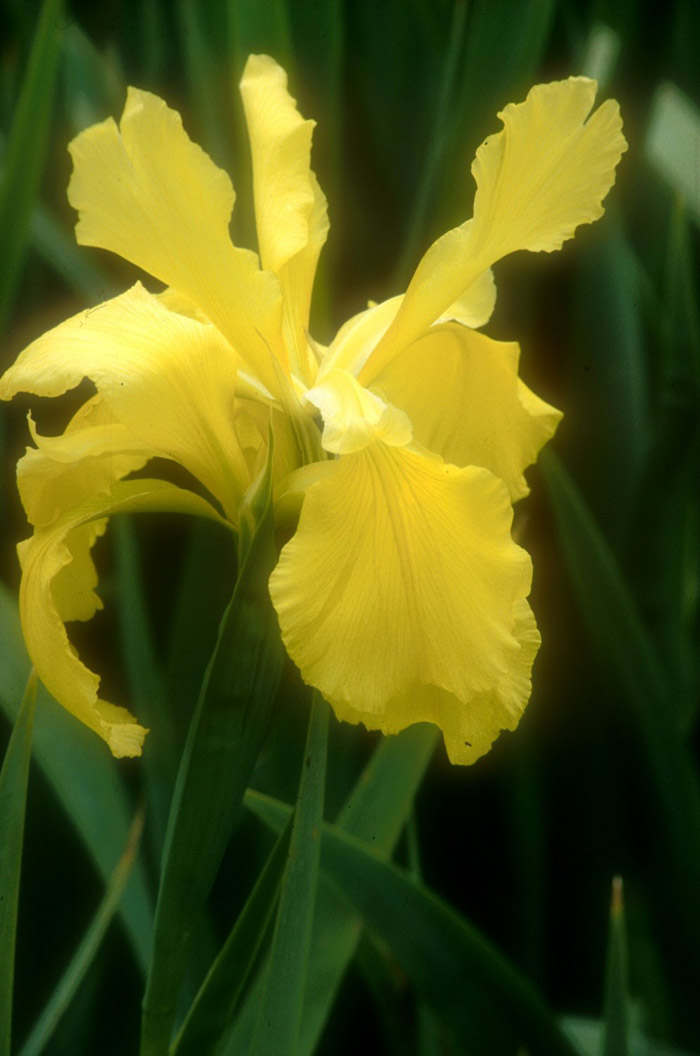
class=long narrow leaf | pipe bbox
[542,450,700,1006]
[227,724,438,1055]
[252,693,329,1056]
[248,796,580,1056]
[0,672,37,1056]
[322,824,579,1055]
[600,878,630,1056]
[140,445,283,1056]
[18,807,145,1056]
[172,817,294,1056]
[113,516,174,857]
[0,0,63,329]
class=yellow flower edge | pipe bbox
[0,55,627,760]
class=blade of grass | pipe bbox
[17,806,145,1056]
[251,693,329,1056]
[0,581,153,975]
[542,449,700,1010]
[29,204,117,301]
[0,0,63,330]
[225,724,438,1055]
[175,0,231,168]
[323,825,578,1055]
[228,0,293,73]
[0,671,37,1056]
[599,878,630,1056]
[172,817,294,1056]
[248,796,580,1056]
[405,814,450,1056]
[140,444,283,1056]
[112,517,174,858]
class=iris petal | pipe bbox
[269,443,533,759]
[67,86,284,393]
[363,77,626,380]
[373,323,562,500]
[337,599,540,764]
[241,55,329,383]
[18,474,227,757]
[1,284,252,521]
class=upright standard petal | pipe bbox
[67,88,285,394]
[240,54,329,383]
[19,476,229,757]
[373,323,562,500]
[269,443,533,760]
[363,77,626,380]
[1,284,253,521]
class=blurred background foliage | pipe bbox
[1,0,699,1053]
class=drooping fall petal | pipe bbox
[337,599,540,764]
[67,87,285,394]
[0,284,253,520]
[19,476,228,757]
[269,442,533,756]
[373,323,562,500]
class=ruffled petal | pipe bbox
[269,443,533,753]
[336,599,540,764]
[240,55,329,384]
[363,78,626,379]
[1,284,253,521]
[470,78,627,258]
[18,400,151,528]
[67,87,284,394]
[373,323,562,500]
[18,476,228,757]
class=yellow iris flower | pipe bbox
[0,55,626,762]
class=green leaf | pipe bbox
[176,0,231,168]
[580,23,621,91]
[249,800,580,1055]
[645,83,700,226]
[562,1016,697,1056]
[569,217,650,547]
[113,517,174,857]
[228,0,293,73]
[451,0,556,180]
[322,824,578,1055]
[251,693,329,1056]
[17,807,145,1056]
[0,672,37,1056]
[541,448,676,733]
[172,817,294,1056]
[600,878,630,1056]
[28,204,117,301]
[140,444,284,1056]
[0,583,153,976]
[229,724,439,1056]
[0,0,63,329]
[541,450,700,1003]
